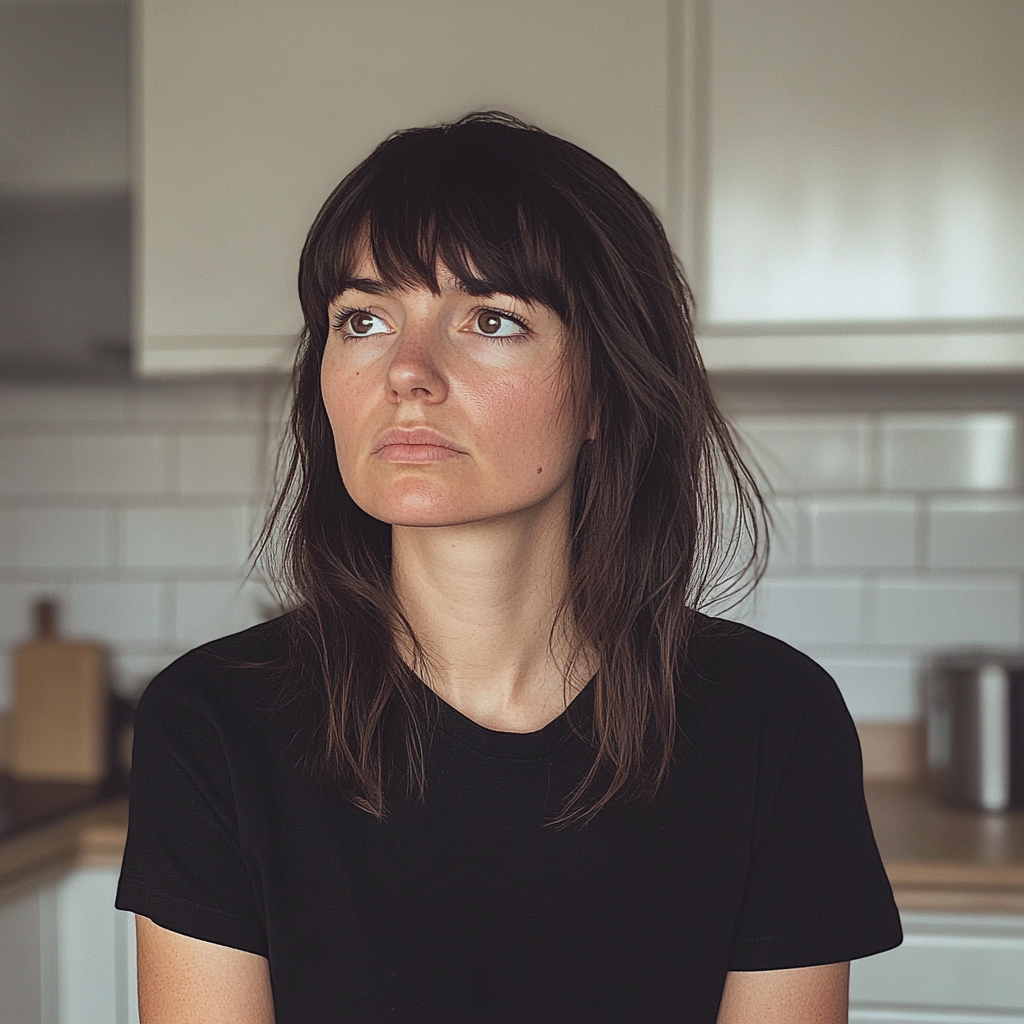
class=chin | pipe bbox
[359,487,483,529]
[350,478,569,530]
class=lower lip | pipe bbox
[376,444,464,463]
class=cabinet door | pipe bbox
[134,0,669,375]
[701,0,1024,325]
[0,883,50,1024]
[682,0,1024,371]
[0,868,138,1024]
[55,867,138,1024]
[850,911,1024,1022]
[0,4,130,376]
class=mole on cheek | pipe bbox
[536,466,543,474]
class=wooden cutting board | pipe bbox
[9,602,108,784]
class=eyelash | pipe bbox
[329,305,374,334]
[328,305,532,340]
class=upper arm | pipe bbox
[728,649,901,969]
[716,962,849,1024]
[136,915,275,1024]
[117,667,268,958]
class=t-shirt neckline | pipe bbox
[429,676,595,759]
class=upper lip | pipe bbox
[372,426,464,453]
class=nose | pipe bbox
[385,320,448,405]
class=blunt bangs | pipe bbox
[299,114,621,348]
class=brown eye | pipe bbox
[334,310,388,337]
[473,311,523,338]
[349,312,378,335]
[477,312,503,335]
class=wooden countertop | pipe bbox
[865,781,1024,913]
[0,796,127,903]
[2,783,1023,913]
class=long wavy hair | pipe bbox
[261,111,765,824]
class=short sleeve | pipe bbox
[115,660,268,957]
[728,662,903,970]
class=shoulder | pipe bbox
[686,612,839,708]
[135,614,295,732]
[682,613,855,760]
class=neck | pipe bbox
[391,488,591,732]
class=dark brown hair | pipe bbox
[262,111,765,824]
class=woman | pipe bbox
[117,112,901,1023]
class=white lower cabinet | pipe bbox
[851,912,1024,1024]
[0,866,137,1024]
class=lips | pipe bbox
[373,426,461,452]
[372,426,466,462]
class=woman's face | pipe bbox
[320,256,590,529]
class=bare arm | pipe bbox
[136,915,275,1024]
[716,962,849,1024]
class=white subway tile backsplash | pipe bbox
[178,433,264,496]
[0,384,130,423]
[0,436,72,495]
[928,498,1024,569]
[65,581,164,645]
[880,413,1017,492]
[873,578,1022,648]
[70,435,169,494]
[0,507,9,567]
[732,416,870,493]
[2,380,1023,730]
[765,498,806,570]
[173,579,272,650]
[728,578,864,647]
[11,507,111,569]
[121,506,251,570]
[813,655,920,723]
[131,382,259,424]
[809,498,917,569]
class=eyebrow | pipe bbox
[337,277,392,296]
[336,276,511,299]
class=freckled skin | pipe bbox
[320,260,589,529]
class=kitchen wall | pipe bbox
[0,378,286,706]
[718,374,1023,730]
[1,376,1021,733]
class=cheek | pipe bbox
[467,371,579,475]
[320,361,372,474]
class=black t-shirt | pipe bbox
[116,614,901,1024]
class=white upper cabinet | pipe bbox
[133,0,1024,375]
[0,2,130,377]
[133,0,669,375]
[0,2,128,195]
[684,0,1024,371]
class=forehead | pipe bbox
[342,255,466,294]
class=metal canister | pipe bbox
[926,652,1024,812]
